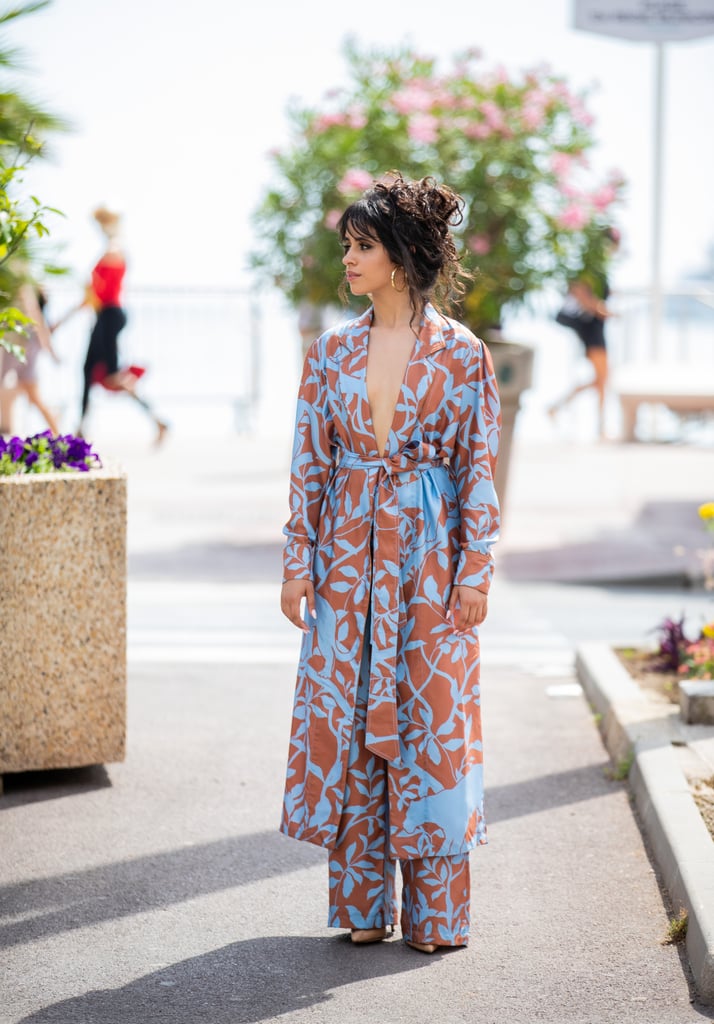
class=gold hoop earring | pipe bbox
[390,267,406,292]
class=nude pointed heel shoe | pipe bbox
[351,927,388,944]
[406,940,438,954]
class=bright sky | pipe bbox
[10,0,714,293]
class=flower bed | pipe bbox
[614,625,714,846]
[0,431,100,474]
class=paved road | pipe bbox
[1,431,713,1023]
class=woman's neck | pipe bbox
[371,292,420,330]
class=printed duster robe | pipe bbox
[281,303,501,860]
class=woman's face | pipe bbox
[341,226,394,298]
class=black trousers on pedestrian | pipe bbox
[81,305,127,418]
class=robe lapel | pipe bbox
[333,308,375,455]
[387,304,448,454]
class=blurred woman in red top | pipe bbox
[58,206,168,443]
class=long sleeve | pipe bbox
[282,335,335,582]
[449,337,501,594]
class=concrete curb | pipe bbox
[576,642,714,1005]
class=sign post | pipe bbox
[574,1,714,360]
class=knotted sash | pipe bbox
[337,447,447,764]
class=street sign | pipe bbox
[574,0,714,41]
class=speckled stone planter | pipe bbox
[0,466,127,783]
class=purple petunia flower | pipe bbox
[66,437,92,462]
[24,450,39,467]
[8,437,24,461]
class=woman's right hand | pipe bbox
[281,578,316,633]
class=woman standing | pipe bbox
[280,173,501,953]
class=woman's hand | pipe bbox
[447,585,488,634]
[281,578,316,633]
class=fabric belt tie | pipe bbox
[338,448,446,764]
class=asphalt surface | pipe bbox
[2,426,714,1023]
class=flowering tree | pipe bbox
[251,41,626,334]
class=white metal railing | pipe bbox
[607,287,714,368]
[25,286,267,438]
[10,283,714,443]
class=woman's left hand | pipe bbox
[447,585,488,634]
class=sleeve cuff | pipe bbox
[282,535,313,581]
[454,550,494,594]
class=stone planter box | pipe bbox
[484,333,535,519]
[0,466,127,787]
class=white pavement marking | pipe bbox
[127,581,575,675]
[128,580,300,665]
[127,644,300,665]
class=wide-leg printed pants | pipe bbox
[327,633,471,947]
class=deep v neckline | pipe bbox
[364,329,418,456]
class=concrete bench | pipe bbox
[614,364,714,441]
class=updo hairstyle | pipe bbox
[337,171,471,315]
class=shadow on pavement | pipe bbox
[0,830,322,949]
[500,499,704,586]
[0,765,112,807]
[16,934,432,1024]
[486,761,619,824]
[128,542,283,582]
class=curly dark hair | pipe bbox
[336,171,472,316]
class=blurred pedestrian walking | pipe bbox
[0,281,61,436]
[548,226,621,439]
[52,206,168,444]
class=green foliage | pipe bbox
[606,749,634,781]
[251,41,626,332]
[662,908,688,945]
[0,1,69,357]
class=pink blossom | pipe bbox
[431,84,459,109]
[557,204,590,231]
[564,91,595,127]
[480,100,506,132]
[337,169,374,194]
[325,209,342,230]
[551,81,573,102]
[521,105,545,130]
[571,102,595,128]
[390,84,434,115]
[523,87,547,107]
[344,106,368,130]
[550,152,574,179]
[468,234,492,255]
[590,184,617,211]
[314,112,348,133]
[463,121,492,140]
[408,113,439,144]
[521,87,548,129]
